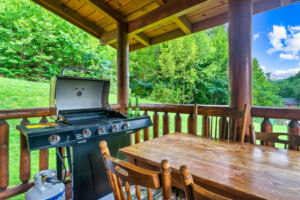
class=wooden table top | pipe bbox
[119,132,300,200]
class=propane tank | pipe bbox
[26,169,65,200]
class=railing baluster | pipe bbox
[135,131,141,144]
[163,112,170,135]
[187,114,194,134]
[0,120,9,190]
[143,111,150,141]
[39,117,49,171]
[219,117,228,139]
[20,118,30,183]
[153,112,159,138]
[175,113,182,132]
[202,116,210,137]
[261,117,273,147]
[288,120,300,150]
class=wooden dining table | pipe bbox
[119,132,300,200]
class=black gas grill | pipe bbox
[17,68,152,200]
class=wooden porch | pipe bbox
[1,0,300,199]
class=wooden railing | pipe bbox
[0,104,299,198]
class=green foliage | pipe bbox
[252,58,282,106]
[130,26,229,105]
[272,71,300,100]
[0,0,116,82]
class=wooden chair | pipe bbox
[180,165,231,200]
[248,125,300,150]
[100,141,172,200]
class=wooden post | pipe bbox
[143,111,150,141]
[153,112,159,138]
[288,120,300,150]
[261,117,273,146]
[117,22,129,114]
[228,0,253,142]
[163,112,170,135]
[39,116,49,171]
[202,116,210,137]
[175,113,182,132]
[187,114,194,134]
[0,120,9,190]
[20,118,30,183]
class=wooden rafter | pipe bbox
[134,33,151,47]
[32,0,103,38]
[100,0,215,44]
[173,16,192,34]
[87,0,126,23]
[128,0,208,34]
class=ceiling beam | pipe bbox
[100,0,217,44]
[100,30,117,45]
[87,0,126,23]
[173,16,192,34]
[128,0,208,34]
[32,0,103,38]
[134,33,151,46]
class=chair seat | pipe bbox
[100,185,186,200]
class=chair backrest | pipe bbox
[250,126,300,150]
[180,165,231,200]
[100,141,172,200]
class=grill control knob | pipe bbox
[111,124,119,132]
[123,122,130,130]
[98,126,106,135]
[82,129,91,138]
[48,134,60,145]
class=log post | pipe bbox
[143,111,150,141]
[39,117,49,171]
[228,0,253,142]
[0,120,9,190]
[174,113,182,132]
[202,116,210,137]
[261,117,273,147]
[153,111,159,138]
[135,131,141,144]
[187,114,194,134]
[117,22,129,114]
[20,118,31,183]
[163,112,170,135]
[288,120,300,150]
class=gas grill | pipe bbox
[17,67,152,200]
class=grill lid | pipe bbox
[50,71,110,119]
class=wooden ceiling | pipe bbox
[32,0,300,51]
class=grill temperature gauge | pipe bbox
[82,129,91,138]
[123,122,130,129]
[111,124,119,132]
[98,126,106,134]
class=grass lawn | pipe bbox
[0,77,289,199]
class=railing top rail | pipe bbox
[0,104,121,120]
[251,106,300,120]
[128,104,241,117]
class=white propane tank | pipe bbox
[26,169,65,200]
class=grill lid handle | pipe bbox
[61,67,104,78]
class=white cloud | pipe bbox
[274,67,300,79]
[254,33,260,41]
[267,25,300,60]
[267,25,287,54]
[260,65,266,71]
[279,53,299,60]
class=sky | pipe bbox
[252,2,300,79]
